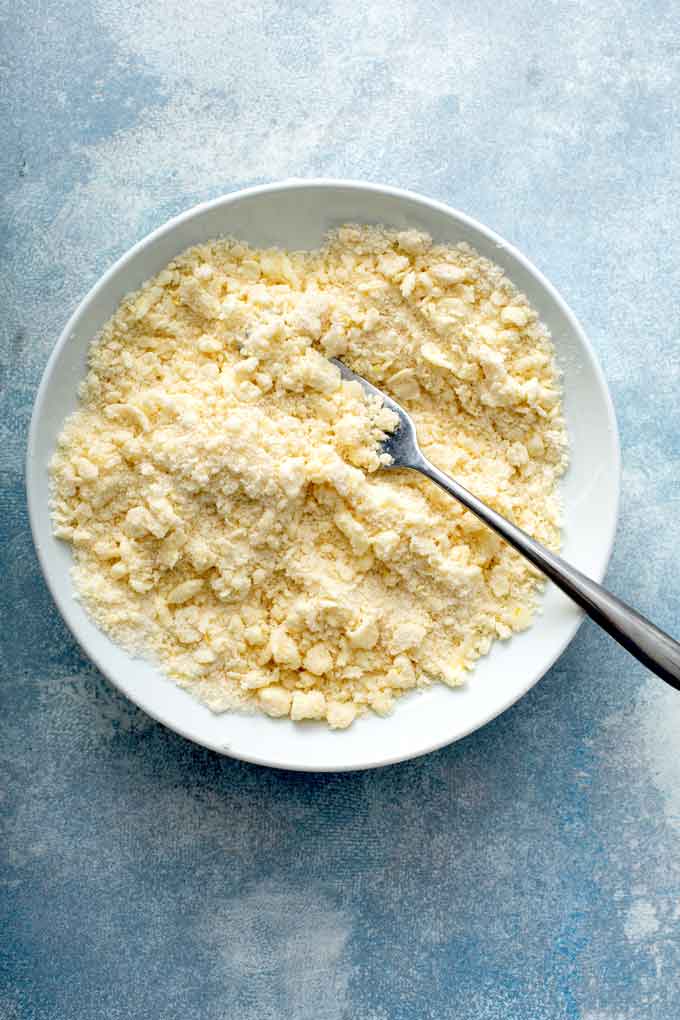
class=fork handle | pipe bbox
[417,457,680,691]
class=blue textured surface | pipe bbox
[3,2,680,1017]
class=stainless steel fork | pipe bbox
[332,358,680,690]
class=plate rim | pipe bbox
[26,177,622,771]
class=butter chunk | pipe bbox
[258,685,292,718]
[500,305,529,328]
[390,622,428,654]
[348,617,380,650]
[430,263,467,284]
[290,690,326,721]
[303,643,334,676]
[326,701,357,729]
[167,579,204,605]
[270,626,301,669]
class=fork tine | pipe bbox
[329,357,421,467]
[330,358,398,409]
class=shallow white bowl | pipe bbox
[27,180,620,772]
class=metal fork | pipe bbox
[331,358,680,690]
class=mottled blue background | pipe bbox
[3,1,680,1017]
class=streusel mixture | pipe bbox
[50,226,567,728]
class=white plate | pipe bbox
[27,180,620,772]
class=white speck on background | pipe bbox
[637,679,680,833]
[199,885,351,1020]
[624,897,660,942]
[582,1012,629,1020]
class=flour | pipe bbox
[50,226,567,727]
